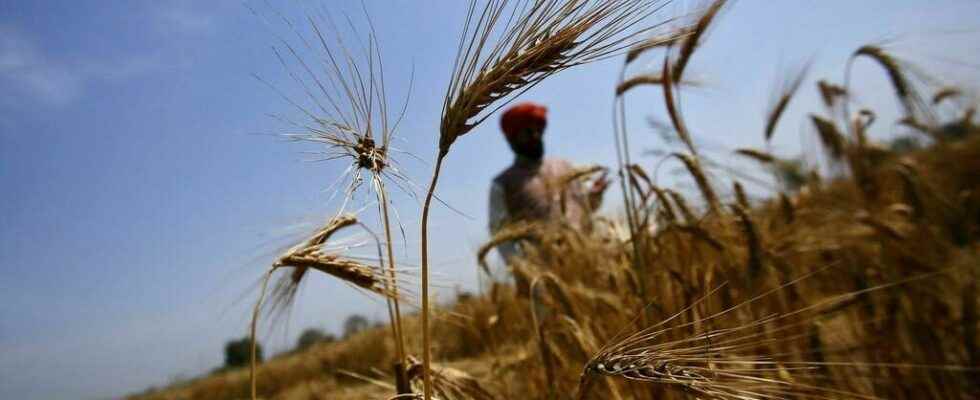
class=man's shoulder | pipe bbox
[494,158,573,181]
[492,163,523,183]
[491,168,510,185]
[543,157,573,168]
[542,157,575,173]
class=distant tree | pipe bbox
[343,314,370,338]
[225,337,262,368]
[890,135,922,153]
[296,328,336,351]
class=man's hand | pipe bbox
[588,170,610,211]
[590,170,610,195]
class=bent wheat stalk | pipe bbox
[617,72,700,95]
[576,267,975,400]
[650,0,729,156]
[844,45,935,138]
[477,222,542,276]
[250,214,404,399]
[256,6,418,394]
[764,62,811,141]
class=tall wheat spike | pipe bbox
[252,5,418,394]
[671,0,727,83]
[419,2,684,398]
[612,10,699,282]
[654,0,732,157]
[438,0,682,156]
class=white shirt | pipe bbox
[488,181,521,263]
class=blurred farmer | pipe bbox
[488,102,609,278]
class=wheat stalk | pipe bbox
[732,181,749,209]
[611,14,697,306]
[846,45,935,136]
[650,184,678,223]
[852,46,911,112]
[625,27,692,64]
[817,79,848,109]
[734,148,776,164]
[731,204,763,280]
[476,222,542,276]
[437,0,681,156]
[250,214,405,399]
[667,189,697,225]
[671,0,727,83]
[253,6,421,394]
[577,267,971,400]
[674,152,720,214]
[810,114,846,161]
[764,62,810,141]
[403,357,497,400]
[894,163,925,220]
[778,192,796,224]
[419,2,681,397]
[617,71,703,96]
[661,50,697,156]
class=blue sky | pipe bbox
[1,1,978,399]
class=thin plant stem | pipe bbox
[419,152,446,400]
[613,64,639,245]
[613,63,651,319]
[377,178,408,390]
[662,48,697,156]
[250,269,274,400]
[369,210,402,372]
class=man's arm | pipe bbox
[488,182,521,263]
[488,182,508,233]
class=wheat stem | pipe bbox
[376,178,409,392]
[613,64,651,313]
[419,153,446,400]
[250,269,273,400]
[662,49,697,156]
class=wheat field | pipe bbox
[129,1,979,399]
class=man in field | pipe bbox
[488,102,609,276]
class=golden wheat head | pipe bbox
[439,0,685,156]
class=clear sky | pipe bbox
[1,1,978,399]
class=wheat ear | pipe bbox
[421,2,681,398]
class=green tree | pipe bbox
[224,337,262,368]
[296,328,336,351]
[342,314,370,339]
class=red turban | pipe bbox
[501,102,547,138]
